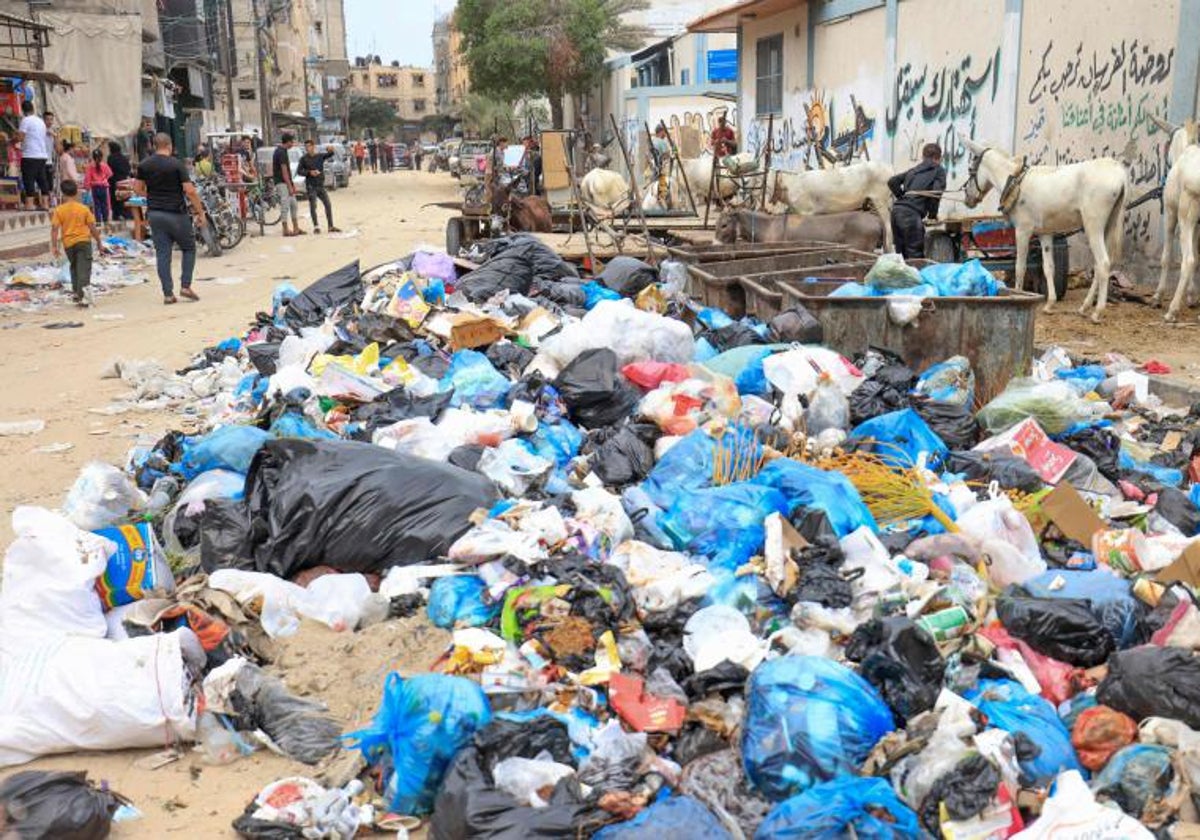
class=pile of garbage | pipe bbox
[0,235,151,309]
[7,236,1200,838]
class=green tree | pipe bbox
[461,93,519,138]
[456,0,649,129]
[348,95,397,137]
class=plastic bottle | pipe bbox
[196,712,240,765]
[659,260,688,296]
[146,476,180,514]
[806,373,850,436]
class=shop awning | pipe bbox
[0,67,73,86]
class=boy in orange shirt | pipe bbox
[50,179,104,306]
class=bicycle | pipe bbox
[246,179,282,227]
[195,179,245,253]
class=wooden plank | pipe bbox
[541,131,571,192]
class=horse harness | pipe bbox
[967,147,1030,215]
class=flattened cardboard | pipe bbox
[1041,484,1105,546]
[1155,541,1200,588]
[449,314,506,350]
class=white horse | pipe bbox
[768,161,896,253]
[1149,117,1200,321]
[961,136,1127,320]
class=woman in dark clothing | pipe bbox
[106,141,132,220]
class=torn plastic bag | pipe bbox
[349,387,453,437]
[1155,486,1200,535]
[912,355,976,406]
[768,305,823,344]
[230,661,341,764]
[554,348,640,429]
[848,379,910,425]
[1098,645,1200,730]
[1071,705,1138,771]
[659,483,789,570]
[535,300,694,373]
[911,397,980,450]
[1091,744,1177,824]
[754,459,877,538]
[977,378,1105,435]
[247,341,281,376]
[1012,769,1153,839]
[199,498,254,572]
[528,421,584,469]
[637,372,741,436]
[679,749,772,838]
[243,439,498,577]
[0,770,125,840]
[593,795,732,839]
[427,575,499,629]
[641,427,748,509]
[956,496,1044,588]
[177,425,272,481]
[845,617,945,723]
[917,753,1001,835]
[589,424,656,487]
[848,408,947,469]
[961,679,1080,783]
[478,439,553,495]
[943,450,1044,493]
[996,591,1114,667]
[1021,569,1144,648]
[486,341,534,378]
[742,655,895,800]
[683,604,766,673]
[61,462,147,532]
[345,673,492,815]
[762,346,864,399]
[754,774,920,840]
[1058,426,1121,482]
[598,255,657,298]
[979,625,1079,706]
[441,350,511,409]
[284,260,362,329]
[457,234,578,301]
[430,746,595,840]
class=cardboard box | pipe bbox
[1040,484,1105,545]
[1156,541,1200,588]
[449,314,506,350]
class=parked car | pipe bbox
[454,140,491,181]
[255,145,308,195]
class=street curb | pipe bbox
[1150,375,1200,409]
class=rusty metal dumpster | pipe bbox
[685,247,868,317]
[777,274,1042,400]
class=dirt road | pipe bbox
[0,170,457,837]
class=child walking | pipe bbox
[83,148,113,230]
[50,179,104,306]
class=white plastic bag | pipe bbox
[0,507,110,651]
[762,346,863,399]
[0,629,194,767]
[956,495,1045,588]
[208,569,377,637]
[605,540,714,613]
[683,604,766,673]
[478,439,554,495]
[492,755,576,807]
[60,462,147,531]
[1012,770,1153,839]
[534,300,694,375]
[570,487,634,546]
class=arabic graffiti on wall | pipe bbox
[884,48,1004,178]
[1019,37,1175,250]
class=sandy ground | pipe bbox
[0,170,457,836]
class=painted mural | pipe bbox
[744,94,878,172]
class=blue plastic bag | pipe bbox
[1054,365,1107,395]
[742,656,895,800]
[697,307,734,330]
[583,280,622,309]
[176,425,271,479]
[1092,744,1174,816]
[702,344,785,397]
[271,282,299,326]
[913,357,975,406]
[1022,569,1142,648]
[828,282,876,298]
[593,795,733,839]
[659,482,789,570]
[849,408,948,469]
[427,575,498,629]
[693,336,719,363]
[641,427,758,509]
[527,420,584,467]
[919,258,1003,297]
[754,777,921,839]
[1119,449,1184,487]
[440,350,511,409]
[753,459,877,537]
[962,679,1079,782]
[269,412,338,440]
[345,673,492,815]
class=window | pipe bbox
[414,99,426,112]
[412,73,425,86]
[755,34,783,115]
[378,73,398,88]
[314,21,323,35]
[238,88,256,101]
[681,68,690,85]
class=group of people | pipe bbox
[350,136,404,174]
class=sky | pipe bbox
[345,0,456,68]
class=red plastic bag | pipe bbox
[621,361,691,392]
[1071,705,1138,770]
[980,624,1081,706]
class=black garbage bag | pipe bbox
[476,716,576,772]
[912,397,980,450]
[548,554,637,630]
[200,498,255,572]
[0,770,125,840]
[874,363,917,391]
[554,348,640,429]
[411,353,451,380]
[996,591,1114,667]
[791,537,852,609]
[352,310,415,345]
[1059,426,1122,482]
[431,746,599,840]
[845,617,944,722]
[458,235,578,302]
[230,663,341,765]
[589,424,656,486]
[241,439,497,577]
[448,444,487,472]
[789,507,839,545]
[849,379,909,425]
[1098,646,1200,729]
[943,451,1044,493]
[1155,486,1200,535]
[246,342,282,376]
[531,278,588,309]
[918,754,1001,834]
[232,808,304,839]
[702,322,766,353]
[768,305,823,344]
[682,661,750,699]
[486,342,535,378]
[284,261,362,329]
[598,256,657,298]
[349,387,454,437]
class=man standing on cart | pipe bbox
[888,142,946,259]
[710,114,737,158]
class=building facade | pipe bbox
[349,59,435,122]
[433,13,469,116]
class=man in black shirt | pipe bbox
[272,132,302,236]
[134,133,208,304]
[298,139,341,233]
[134,117,155,163]
[888,142,947,259]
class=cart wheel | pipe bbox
[925,231,956,264]
[446,217,465,255]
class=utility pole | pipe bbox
[222,0,237,130]
[252,0,272,141]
